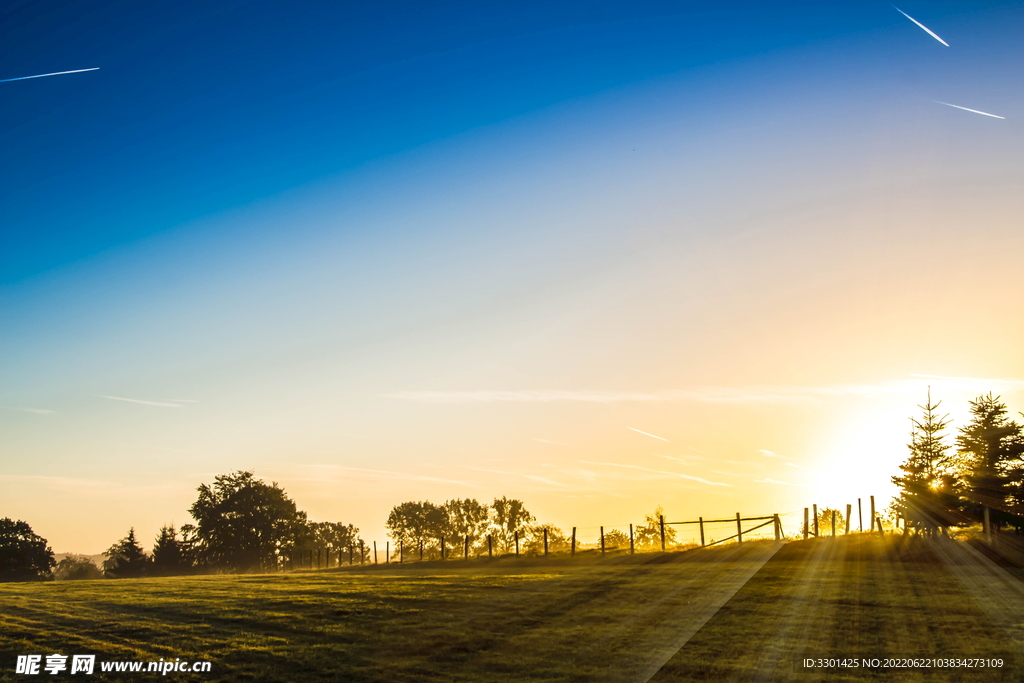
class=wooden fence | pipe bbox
[286,511,791,570]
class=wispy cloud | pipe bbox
[97,395,183,407]
[467,467,568,488]
[934,101,1005,120]
[0,67,100,83]
[580,460,731,487]
[291,464,479,488]
[657,453,706,463]
[0,406,53,414]
[892,5,949,46]
[628,427,670,442]
[387,382,914,405]
[755,478,809,488]
[758,449,781,458]
[909,373,1024,388]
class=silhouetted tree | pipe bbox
[442,498,489,550]
[955,394,1024,532]
[600,528,630,550]
[54,555,103,581]
[490,497,535,553]
[151,524,191,576]
[183,471,308,572]
[385,501,446,558]
[299,521,362,564]
[0,518,55,582]
[801,507,843,537]
[893,390,961,534]
[103,528,150,578]
[523,524,569,555]
[635,507,677,548]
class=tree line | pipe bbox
[0,470,363,581]
[2,469,678,582]
[893,390,1024,535]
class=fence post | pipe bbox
[870,496,876,533]
[419,540,423,561]
[515,530,519,556]
[543,528,548,557]
[361,541,365,564]
[831,510,836,537]
[441,536,445,561]
[373,542,377,564]
[774,514,780,541]
[858,498,863,532]
[845,504,852,534]
[876,515,884,535]
[803,508,809,540]
[488,534,493,558]
[699,517,705,547]
[813,504,818,537]
[600,526,605,555]
[400,541,403,564]
[984,506,992,543]
[571,527,576,557]
[349,545,354,566]
[629,524,634,555]
[659,515,666,551]
[736,512,743,544]
[386,542,390,563]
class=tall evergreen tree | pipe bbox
[954,393,1024,532]
[892,389,959,533]
[152,524,190,576]
[103,528,150,578]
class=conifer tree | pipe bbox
[892,389,957,533]
[152,524,190,576]
[954,393,1024,532]
[103,527,150,578]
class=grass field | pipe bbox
[2,536,1022,682]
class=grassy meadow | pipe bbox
[1,536,1021,682]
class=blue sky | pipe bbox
[4,1,1024,551]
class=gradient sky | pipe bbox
[3,1,1024,553]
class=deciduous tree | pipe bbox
[183,471,308,572]
[0,518,55,582]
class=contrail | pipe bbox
[0,67,99,83]
[935,101,1005,119]
[892,5,949,46]
[627,426,670,442]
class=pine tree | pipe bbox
[103,528,150,578]
[892,389,958,534]
[954,393,1024,533]
[152,524,190,576]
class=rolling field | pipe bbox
[1,537,1022,682]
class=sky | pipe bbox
[3,1,1024,553]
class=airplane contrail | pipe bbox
[935,101,1005,119]
[627,427,670,442]
[892,5,949,46]
[0,67,99,83]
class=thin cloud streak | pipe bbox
[934,101,1005,119]
[628,427,670,442]
[0,67,100,83]
[580,460,731,487]
[758,449,781,458]
[892,6,949,46]
[97,395,183,407]
[388,384,909,404]
[0,406,52,414]
[910,373,1024,388]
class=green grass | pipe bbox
[1,537,1020,682]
